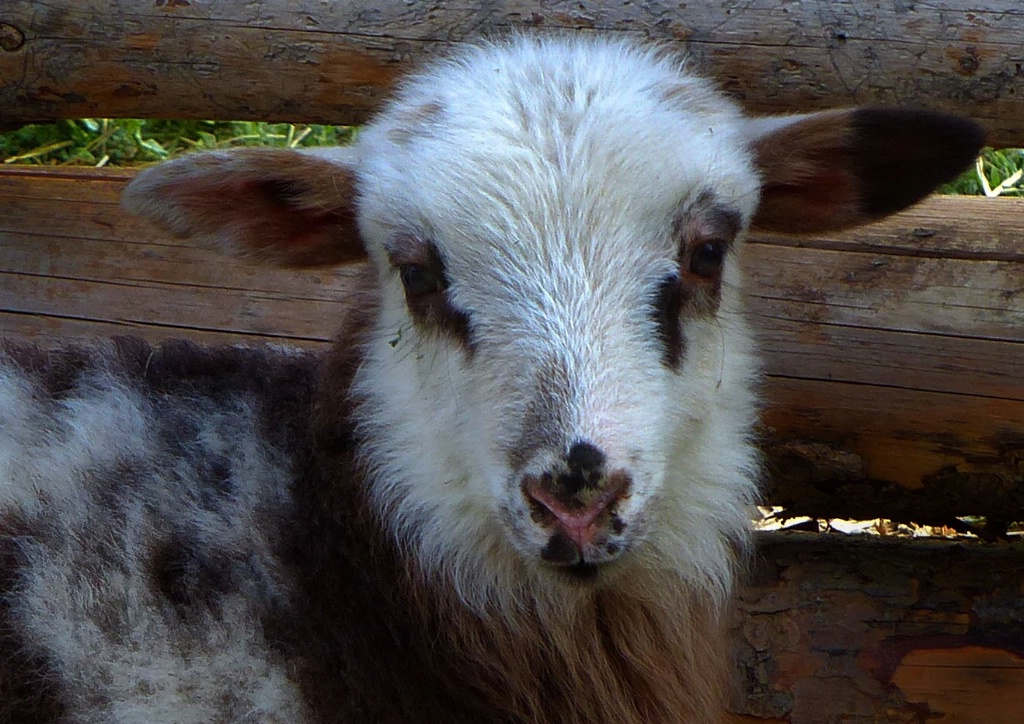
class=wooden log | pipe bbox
[0,167,359,348]
[1,0,1023,147]
[732,532,1024,723]
[747,200,1024,524]
[1,166,1021,522]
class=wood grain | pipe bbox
[892,647,1024,724]
[744,197,1023,520]
[1,1,1022,146]
[1,166,1021,523]
[734,532,1024,723]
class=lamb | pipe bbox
[0,36,983,723]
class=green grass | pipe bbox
[0,119,353,167]
[1,118,1021,197]
[940,147,1024,197]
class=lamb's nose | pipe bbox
[524,479,627,549]
[522,441,630,552]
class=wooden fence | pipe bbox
[1,1,1022,721]
[3,0,1024,147]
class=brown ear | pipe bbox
[748,109,985,234]
[122,147,366,267]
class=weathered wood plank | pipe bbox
[0,270,347,344]
[758,318,1020,400]
[733,533,1024,723]
[0,168,362,346]
[1,1,1022,146]
[763,378,1024,520]
[746,245,1023,343]
[0,167,1021,521]
[0,311,327,350]
[891,647,1024,724]
[743,197,1024,510]
[0,216,359,302]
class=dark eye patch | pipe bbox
[675,199,740,297]
[652,197,742,369]
[399,263,446,298]
[652,273,684,369]
[387,237,474,354]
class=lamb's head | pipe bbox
[124,37,983,609]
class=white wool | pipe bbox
[0,352,308,722]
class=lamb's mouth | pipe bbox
[533,526,629,583]
[558,560,601,582]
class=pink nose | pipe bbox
[524,477,628,548]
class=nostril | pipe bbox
[522,469,632,557]
[525,488,558,527]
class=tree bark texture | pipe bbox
[1,0,1022,147]
[732,533,1024,723]
[1,166,1021,522]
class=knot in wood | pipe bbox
[0,23,25,52]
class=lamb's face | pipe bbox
[352,40,762,594]
[123,36,982,607]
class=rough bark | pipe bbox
[1,0,1022,147]
[732,532,1024,723]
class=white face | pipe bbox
[351,39,762,605]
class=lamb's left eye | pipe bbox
[400,264,446,297]
[688,240,727,279]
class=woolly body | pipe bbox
[0,35,983,723]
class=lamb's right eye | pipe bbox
[687,239,727,280]
[400,264,446,297]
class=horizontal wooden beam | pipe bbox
[1,166,1020,522]
[1,1,1022,147]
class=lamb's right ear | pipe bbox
[122,147,366,267]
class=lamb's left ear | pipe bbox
[746,109,985,234]
[122,147,366,267]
